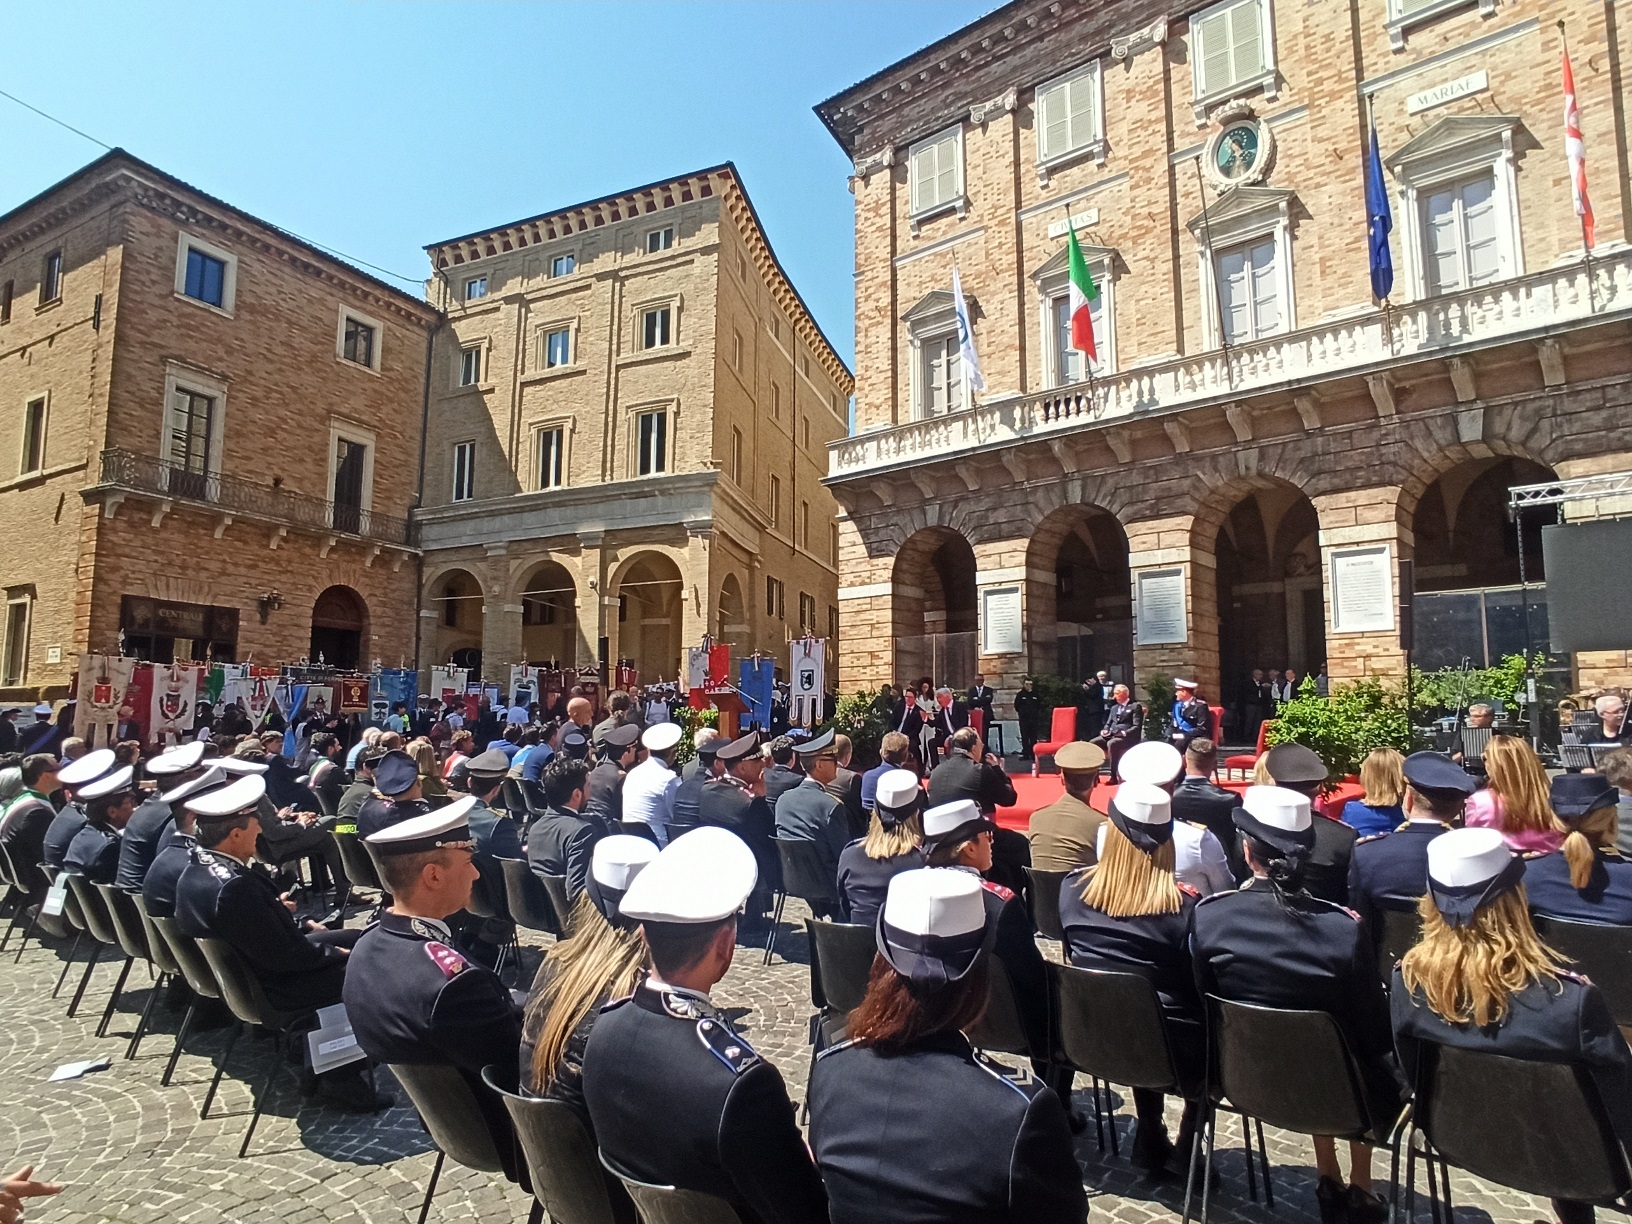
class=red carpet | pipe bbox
[994,774,1365,833]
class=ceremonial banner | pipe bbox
[615,663,639,691]
[373,668,419,724]
[789,639,826,728]
[738,656,774,730]
[429,666,468,708]
[684,646,709,694]
[337,677,370,713]
[706,646,730,690]
[122,664,153,746]
[244,668,278,727]
[77,653,136,750]
[150,662,202,748]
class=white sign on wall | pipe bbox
[1329,544,1396,633]
[1135,568,1188,645]
[1045,209,1101,239]
[1405,70,1489,115]
[981,586,1023,655]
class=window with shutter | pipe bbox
[1192,0,1272,102]
[909,129,962,216]
[1035,66,1101,164]
[921,334,963,417]
[1422,172,1502,296]
[1216,237,1282,343]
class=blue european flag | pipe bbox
[1365,121,1394,302]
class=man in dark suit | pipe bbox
[1014,679,1045,761]
[1348,753,1472,941]
[824,733,866,840]
[527,755,605,901]
[0,754,60,906]
[1091,684,1144,779]
[928,727,1024,896]
[760,736,804,818]
[1263,742,1356,906]
[966,674,996,748]
[697,731,777,932]
[1170,738,1243,881]
[1075,679,1106,752]
[926,688,968,761]
[584,723,638,827]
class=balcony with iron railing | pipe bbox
[88,448,413,547]
[828,248,1632,482]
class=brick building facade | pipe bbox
[415,166,852,687]
[816,0,1632,727]
[0,151,438,699]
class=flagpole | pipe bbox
[1559,20,1598,312]
[1193,156,1235,389]
[1064,203,1099,418]
[1365,93,1398,357]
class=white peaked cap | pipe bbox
[641,722,683,752]
[1241,785,1312,832]
[185,774,266,817]
[1174,679,1198,689]
[875,769,922,810]
[59,749,116,787]
[1114,782,1172,826]
[216,758,269,776]
[146,740,206,776]
[78,765,134,800]
[366,797,477,854]
[1117,741,1185,786]
[592,834,660,892]
[883,868,985,939]
[1427,826,1511,888]
[618,826,758,924]
[162,766,228,806]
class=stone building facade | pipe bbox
[0,151,438,698]
[415,166,852,686]
[816,0,1632,725]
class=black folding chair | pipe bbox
[1532,915,1632,1026]
[0,841,44,956]
[1185,996,1386,1224]
[392,1062,534,1224]
[40,864,89,994]
[482,1065,636,1224]
[619,821,660,846]
[63,873,132,1031]
[1025,866,1069,952]
[598,1151,743,1224]
[765,838,842,965]
[466,852,521,984]
[151,914,227,1095]
[333,831,383,914]
[500,857,563,938]
[94,884,161,1059]
[1377,906,1422,986]
[1399,1041,1632,1224]
[501,778,529,819]
[194,936,324,1157]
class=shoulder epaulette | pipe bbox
[1177,881,1201,898]
[981,880,1015,903]
[1560,968,1593,986]
[1355,833,1388,845]
[972,1049,1036,1100]
[598,993,633,1014]
[697,1016,760,1075]
[424,941,468,979]
[814,1038,855,1062]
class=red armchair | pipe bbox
[1225,719,1274,776]
[1033,707,1077,774]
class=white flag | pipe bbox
[952,263,985,394]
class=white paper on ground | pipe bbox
[49,1057,111,1081]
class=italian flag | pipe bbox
[1066,221,1099,363]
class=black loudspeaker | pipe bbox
[1398,559,1414,653]
[1543,520,1632,652]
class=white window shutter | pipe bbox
[1038,81,1067,160]
[935,136,957,206]
[1196,9,1233,96]
[1068,73,1097,147]
[1461,176,1501,285]
[1229,0,1264,84]
[910,143,933,212]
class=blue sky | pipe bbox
[1,1,997,367]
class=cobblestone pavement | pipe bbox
[0,894,1555,1224]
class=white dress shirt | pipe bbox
[1096,818,1235,896]
[622,755,681,846]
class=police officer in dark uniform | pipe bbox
[1348,752,1474,942]
[527,755,605,900]
[697,731,778,932]
[1169,679,1211,755]
[1192,784,1402,1223]
[140,769,228,919]
[1392,827,1632,1224]
[1526,773,1632,924]
[356,750,431,840]
[836,768,926,926]
[585,723,638,827]
[809,867,1086,1224]
[772,728,848,916]
[43,749,115,869]
[334,743,384,835]
[1261,742,1357,905]
[346,799,524,1178]
[583,827,827,1224]
[1060,781,1204,1171]
[115,741,207,891]
[462,749,525,859]
[671,737,720,838]
[64,766,137,884]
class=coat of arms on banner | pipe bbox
[150,663,200,748]
[77,654,136,750]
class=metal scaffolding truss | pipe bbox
[1508,470,1632,514]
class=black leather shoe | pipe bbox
[1346,1184,1388,1224]
[1316,1175,1349,1224]
[1130,1122,1175,1173]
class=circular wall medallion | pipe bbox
[1203,109,1274,191]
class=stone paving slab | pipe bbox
[0,895,1556,1223]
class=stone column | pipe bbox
[835,517,895,692]
[479,543,523,684]
[1312,486,1410,684]
[681,523,713,667]
[972,536,1030,717]
[1124,514,1219,698]
[576,532,609,671]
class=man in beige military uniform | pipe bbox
[1027,741,1106,872]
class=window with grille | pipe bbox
[642,306,672,349]
[909,128,963,216]
[536,427,565,490]
[1422,172,1502,296]
[1192,0,1271,101]
[636,409,668,476]
[1036,65,1102,163]
[3,596,30,686]
[452,441,475,502]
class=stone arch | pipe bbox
[613,551,684,684]
[427,567,484,671]
[717,572,749,652]
[309,585,368,670]
[517,559,579,667]
[891,526,977,688]
[1024,503,1132,683]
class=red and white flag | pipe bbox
[1563,48,1595,249]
